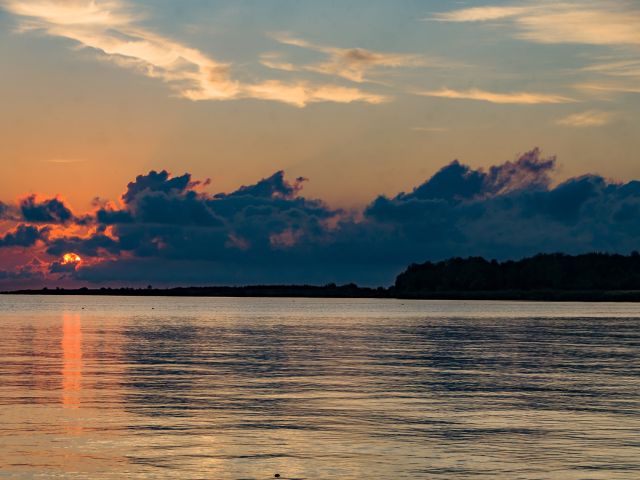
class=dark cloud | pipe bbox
[364,148,640,268]
[20,195,74,223]
[0,267,45,281]
[122,170,193,204]
[46,233,120,257]
[49,261,78,274]
[399,147,554,202]
[96,208,133,224]
[5,148,640,286]
[220,171,307,199]
[0,224,49,248]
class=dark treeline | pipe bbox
[6,283,388,298]
[6,252,640,301]
[394,252,640,293]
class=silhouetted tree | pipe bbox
[394,252,640,293]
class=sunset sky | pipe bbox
[1,0,640,287]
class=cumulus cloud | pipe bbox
[3,148,640,287]
[363,149,640,271]
[268,33,425,83]
[3,0,384,106]
[556,110,615,127]
[417,87,574,104]
[122,169,194,204]
[80,169,341,276]
[0,260,46,281]
[224,171,307,199]
[434,2,640,46]
[0,224,49,247]
[19,195,74,223]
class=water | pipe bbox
[1,296,639,479]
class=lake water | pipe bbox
[0,296,639,479]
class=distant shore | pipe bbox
[4,286,640,302]
[6,252,640,302]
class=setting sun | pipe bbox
[61,253,82,265]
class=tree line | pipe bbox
[394,252,640,293]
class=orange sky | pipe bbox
[1,0,640,214]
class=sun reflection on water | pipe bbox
[61,312,82,409]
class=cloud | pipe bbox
[397,147,555,202]
[3,148,640,287]
[223,170,307,199]
[0,224,49,247]
[417,87,574,104]
[83,169,341,274]
[122,169,193,204]
[433,6,533,22]
[259,52,298,72]
[45,232,120,258]
[575,83,640,95]
[581,59,640,77]
[0,261,46,281]
[434,2,640,46]
[3,0,384,107]
[242,81,388,107]
[268,33,425,83]
[20,195,74,223]
[363,149,640,270]
[42,158,88,164]
[556,110,615,127]
[432,3,640,105]
[575,59,640,97]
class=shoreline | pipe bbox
[4,287,640,302]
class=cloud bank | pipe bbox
[2,148,640,287]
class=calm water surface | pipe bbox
[0,296,639,479]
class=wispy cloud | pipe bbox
[575,82,640,95]
[42,158,88,164]
[267,33,425,83]
[242,81,387,107]
[433,2,640,46]
[556,110,615,127]
[576,59,640,97]
[3,0,385,107]
[259,52,298,72]
[581,59,640,77]
[417,87,574,104]
[433,6,533,23]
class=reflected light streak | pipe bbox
[62,313,82,409]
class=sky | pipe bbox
[1,0,640,288]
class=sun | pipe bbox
[61,253,82,265]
